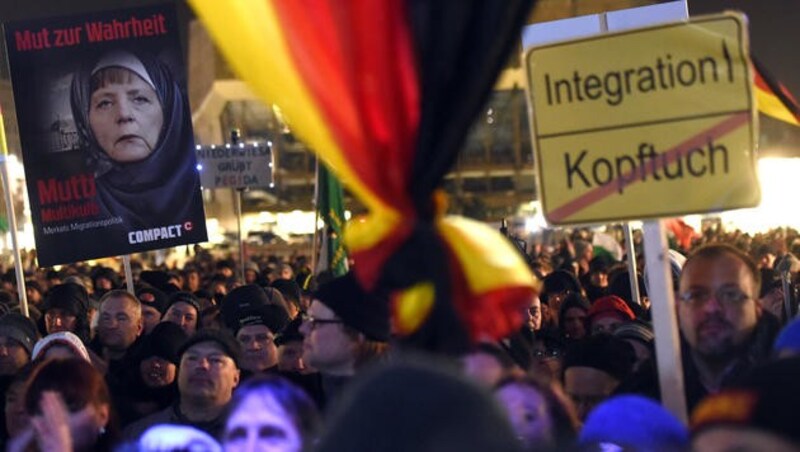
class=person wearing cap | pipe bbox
[124,330,242,440]
[613,320,655,372]
[221,285,290,377]
[0,313,38,377]
[587,295,636,335]
[163,291,201,336]
[299,273,390,407]
[70,48,202,232]
[243,261,261,285]
[271,278,303,318]
[122,322,187,426]
[23,280,44,308]
[136,286,168,334]
[39,282,91,344]
[562,334,636,421]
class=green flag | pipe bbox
[317,162,348,276]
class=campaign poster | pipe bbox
[5,4,208,266]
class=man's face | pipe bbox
[236,324,278,373]
[564,366,620,421]
[0,336,28,376]
[44,308,77,334]
[277,341,305,373]
[678,253,759,359]
[299,300,357,374]
[563,307,587,339]
[527,296,542,331]
[178,341,240,405]
[186,272,201,292]
[89,70,163,163]
[98,296,142,352]
[163,302,198,336]
[140,305,162,334]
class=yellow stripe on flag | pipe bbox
[437,216,537,294]
[188,0,393,218]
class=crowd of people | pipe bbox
[0,225,799,451]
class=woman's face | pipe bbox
[140,356,177,388]
[223,392,302,452]
[495,383,554,449]
[89,69,163,163]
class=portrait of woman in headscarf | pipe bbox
[70,49,201,230]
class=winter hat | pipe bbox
[166,291,201,314]
[0,313,39,355]
[275,316,304,346]
[136,286,169,314]
[540,270,582,304]
[31,331,91,362]
[221,285,288,332]
[235,305,290,336]
[580,395,689,450]
[42,283,89,317]
[244,261,260,274]
[137,322,187,365]
[773,317,800,356]
[691,357,800,446]
[562,335,636,382]
[588,295,636,323]
[178,329,242,369]
[316,358,523,452]
[139,270,176,293]
[613,320,655,345]
[313,273,390,342]
[270,278,302,306]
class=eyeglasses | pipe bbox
[302,315,344,330]
[677,286,750,308]
[534,349,562,359]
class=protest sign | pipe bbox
[5,4,208,266]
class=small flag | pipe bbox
[316,162,348,277]
[754,58,800,126]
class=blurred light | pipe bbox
[225,143,231,149]
[196,164,203,171]
[195,144,201,150]
[239,143,245,148]
[267,141,273,147]
[719,157,800,234]
[210,144,216,149]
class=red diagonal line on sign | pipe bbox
[548,112,751,223]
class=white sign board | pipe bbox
[196,143,273,189]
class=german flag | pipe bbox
[189,0,538,351]
[754,58,800,126]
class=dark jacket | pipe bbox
[618,311,781,413]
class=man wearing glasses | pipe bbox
[299,273,390,408]
[676,243,780,410]
[624,243,781,412]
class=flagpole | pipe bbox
[311,157,320,274]
[0,112,28,317]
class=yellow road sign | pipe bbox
[525,13,758,225]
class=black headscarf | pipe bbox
[70,50,199,229]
